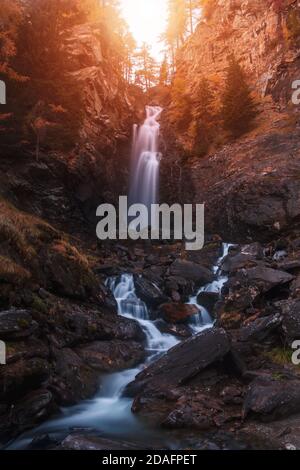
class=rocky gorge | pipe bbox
[0,0,300,452]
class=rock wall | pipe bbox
[1,21,144,230]
[178,0,300,104]
[61,23,143,221]
[160,0,300,242]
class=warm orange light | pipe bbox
[120,0,168,59]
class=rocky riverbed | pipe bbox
[1,234,300,450]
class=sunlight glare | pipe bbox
[120,0,168,59]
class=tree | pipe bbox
[159,57,169,86]
[163,0,202,72]
[221,55,258,138]
[123,31,136,83]
[168,0,187,47]
[0,0,26,81]
[168,74,192,130]
[190,77,216,155]
[134,43,158,91]
[186,0,202,34]
[199,0,217,21]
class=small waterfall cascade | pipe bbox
[188,243,233,331]
[6,244,231,450]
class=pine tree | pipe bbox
[168,74,192,131]
[0,0,25,81]
[191,77,215,156]
[134,43,157,91]
[221,55,258,138]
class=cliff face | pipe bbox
[58,22,142,223]
[1,21,143,231]
[161,0,300,242]
[65,23,136,151]
[178,0,300,104]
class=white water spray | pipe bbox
[129,106,162,226]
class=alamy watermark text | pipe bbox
[0,80,6,104]
[96,196,205,251]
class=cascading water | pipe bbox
[6,244,231,450]
[188,244,233,331]
[129,106,162,227]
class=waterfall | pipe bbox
[129,106,162,227]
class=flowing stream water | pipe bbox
[7,106,232,449]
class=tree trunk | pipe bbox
[36,133,40,162]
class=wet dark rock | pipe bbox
[48,306,145,348]
[60,434,144,450]
[241,243,265,259]
[0,309,38,340]
[244,267,294,291]
[50,348,99,406]
[218,266,294,329]
[158,303,199,324]
[76,340,144,372]
[221,253,259,274]
[244,376,300,422]
[220,385,244,405]
[291,275,300,298]
[0,358,50,400]
[164,276,195,300]
[241,414,300,450]
[162,400,215,431]
[126,328,231,396]
[6,339,49,364]
[197,291,219,313]
[43,243,97,300]
[156,320,193,339]
[169,260,214,285]
[276,300,300,343]
[134,277,166,307]
[277,259,300,273]
[237,314,282,343]
[10,389,55,430]
[187,241,223,269]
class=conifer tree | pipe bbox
[221,55,258,138]
[191,77,215,156]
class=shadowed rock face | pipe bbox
[163,125,300,243]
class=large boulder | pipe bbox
[134,277,166,307]
[276,300,300,344]
[244,376,300,422]
[237,314,282,343]
[126,328,230,396]
[158,303,199,324]
[76,340,144,372]
[197,291,219,312]
[50,348,99,406]
[169,260,214,285]
[221,253,259,274]
[244,267,294,292]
